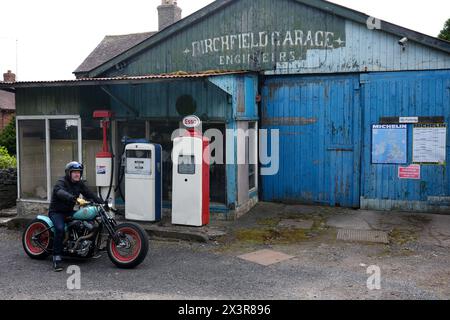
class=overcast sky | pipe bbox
[0,0,449,81]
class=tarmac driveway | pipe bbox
[0,203,449,300]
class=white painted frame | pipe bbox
[249,121,259,194]
[16,115,82,203]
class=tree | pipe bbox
[0,116,16,155]
[438,18,450,41]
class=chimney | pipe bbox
[157,0,182,31]
[3,70,16,82]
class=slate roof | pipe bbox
[74,31,156,75]
[0,90,15,111]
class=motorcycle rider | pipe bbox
[48,161,104,272]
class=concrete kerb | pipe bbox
[0,218,13,228]
[0,207,17,218]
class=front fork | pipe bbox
[99,209,125,246]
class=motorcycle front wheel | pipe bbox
[107,223,149,269]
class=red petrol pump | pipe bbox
[93,110,115,211]
[171,115,210,226]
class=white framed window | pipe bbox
[16,115,82,202]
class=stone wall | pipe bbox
[16,200,49,217]
[0,168,17,210]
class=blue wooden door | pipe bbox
[360,70,450,211]
[261,74,361,207]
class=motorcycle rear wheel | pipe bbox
[22,219,53,260]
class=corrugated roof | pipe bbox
[74,32,156,74]
[0,71,247,88]
[0,90,15,110]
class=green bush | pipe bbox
[0,117,16,155]
[0,146,16,169]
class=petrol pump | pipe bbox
[124,142,162,222]
[93,110,115,210]
[171,115,210,227]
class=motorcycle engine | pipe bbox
[73,221,96,234]
[66,220,97,256]
[77,240,93,257]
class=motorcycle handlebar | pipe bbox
[79,201,117,212]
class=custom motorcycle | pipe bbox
[22,202,149,269]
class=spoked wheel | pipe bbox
[22,219,53,259]
[107,223,149,269]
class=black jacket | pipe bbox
[49,176,103,214]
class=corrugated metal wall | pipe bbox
[261,70,450,211]
[16,86,108,118]
[261,74,361,207]
[102,0,450,78]
[109,80,231,120]
[361,70,450,212]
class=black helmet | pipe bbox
[65,161,84,179]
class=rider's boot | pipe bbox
[53,255,63,272]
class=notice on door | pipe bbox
[398,165,421,180]
[413,124,447,164]
[372,124,407,164]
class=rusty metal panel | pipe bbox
[361,70,450,211]
[260,74,361,207]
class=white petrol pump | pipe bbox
[171,115,210,227]
[125,143,162,222]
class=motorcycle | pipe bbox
[22,202,149,269]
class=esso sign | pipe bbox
[183,115,201,128]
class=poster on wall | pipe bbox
[413,124,447,164]
[398,165,421,180]
[372,124,408,164]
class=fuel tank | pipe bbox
[72,206,99,221]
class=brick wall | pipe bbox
[0,111,14,131]
[157,3,182,31]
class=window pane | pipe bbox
[19,120,47,200]
[147,121,178,201]
[50,119,79,187]
[115,121,146,202]
[203,123,226,204]
[118,120,146,140]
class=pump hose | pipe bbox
[114,144,126,201]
